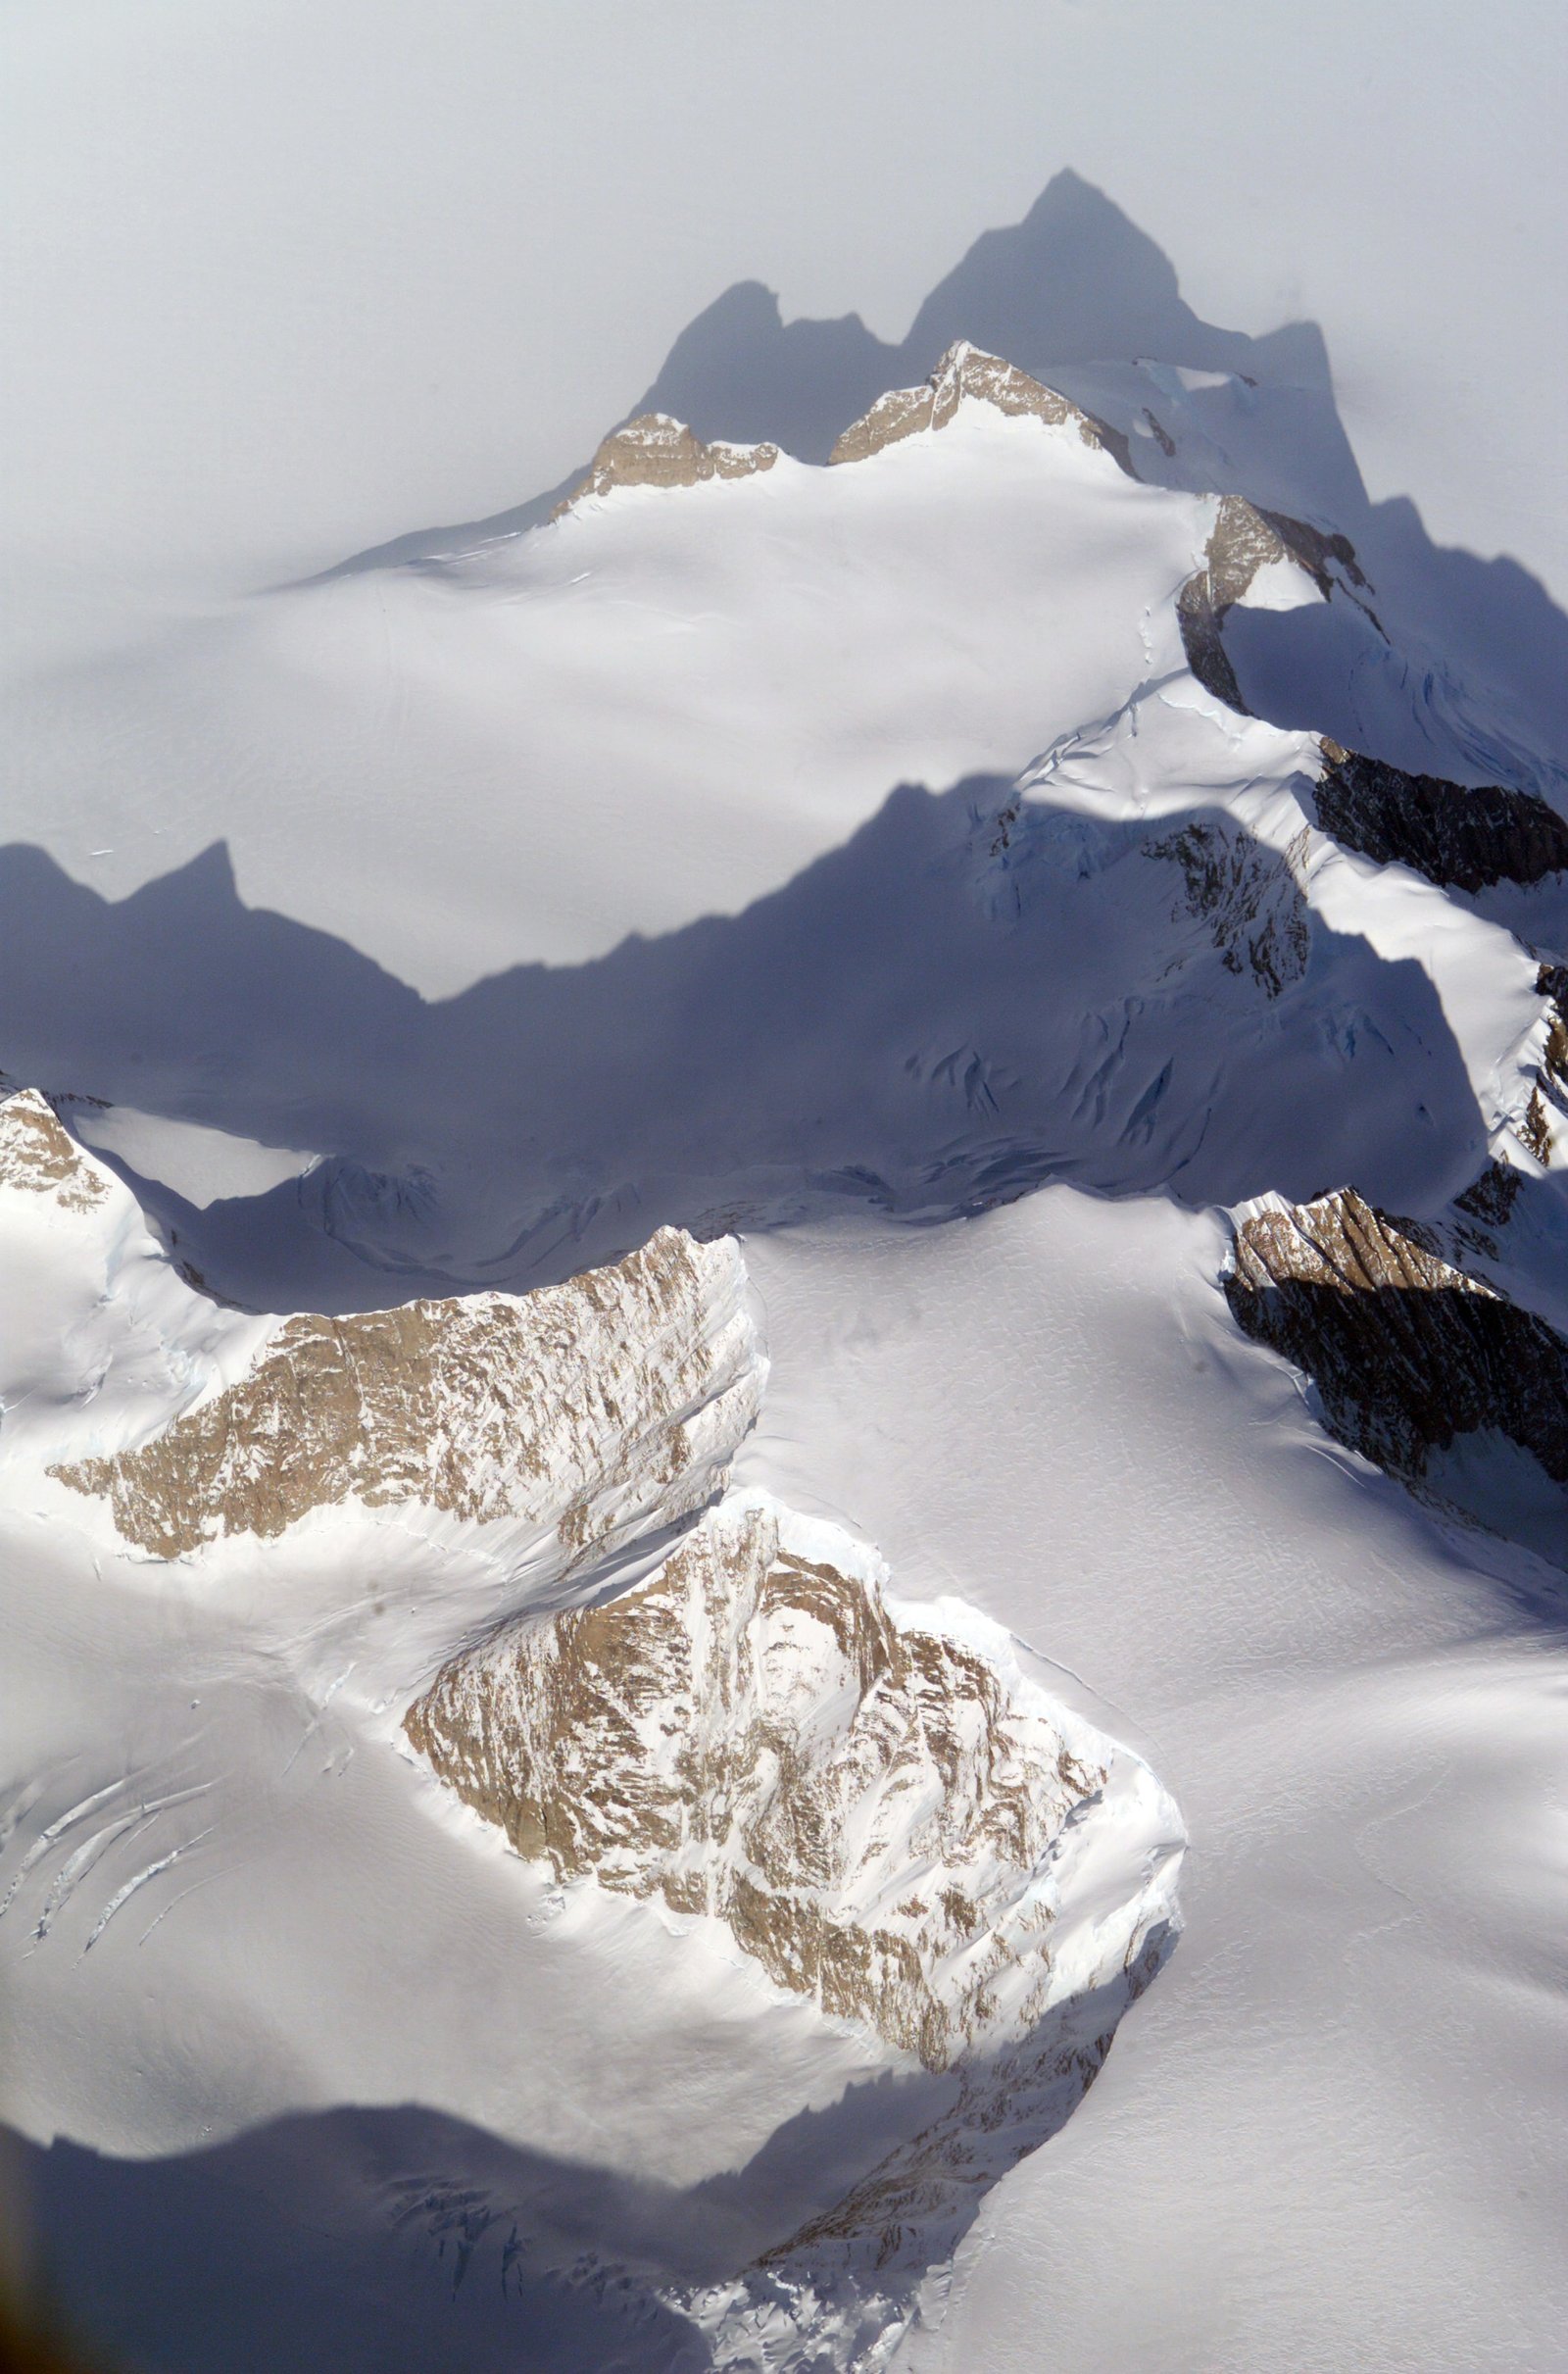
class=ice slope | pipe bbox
[735,1196,1568,2371]
[0,1085,1182,2370]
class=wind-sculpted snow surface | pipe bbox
[0,1084,1183,2374]
[406,1493,1157,2073]
[6,273,1568,2374]
[49,1223,761,1568]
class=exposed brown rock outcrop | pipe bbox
[0,1089,108,1214]
[829,342,1118,469]
[406,1496,1103,2070]
[50,1226,760,1560]
[1312,742,1568,895]
[554,416,779,516]
[1226,1186,1568,1494]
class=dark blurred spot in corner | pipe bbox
[0,2130,107,2374]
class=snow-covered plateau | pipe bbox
[2,307,1566,2372]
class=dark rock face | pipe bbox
[1176,497,1372,714]
[1312,743,1568,894]
[1225,1187,1568,1493]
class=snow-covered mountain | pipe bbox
[3,315,1567,2372]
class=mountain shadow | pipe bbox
[0,770,1485,1313]
[316,170,1568,791]
[5,1946,1166,2374]
[318,170,1343,575]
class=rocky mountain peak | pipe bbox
[828,340,1115,468]
[1177,495,1373,713]
[554,414,780,515]
[49,1224,763,1565]
[0,1086,109,1214]
[405,1491,1110,2071]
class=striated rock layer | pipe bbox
[1226,1186,1568,1498]
[829,340,1119,470]
[406,1493,1110,2071]
[51,1225,762,1564]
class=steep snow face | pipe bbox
[406,1492,1174,2074]
[0,1086,275,1464]
[48,1224,761,1571]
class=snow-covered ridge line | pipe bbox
[551,342,1121,524]
[0,1090,765,1581]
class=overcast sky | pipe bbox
[4,0,1566,603]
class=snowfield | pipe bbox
[1,304,1566,2374]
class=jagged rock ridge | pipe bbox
[1311,740,1568,895]
[555,415,779,516]
[51,1225,761,1562]
[1515,963,1568,1166]
[828,340,1120,469]
[1226,1185,1568,1510]
[406,1493,1109,2071]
